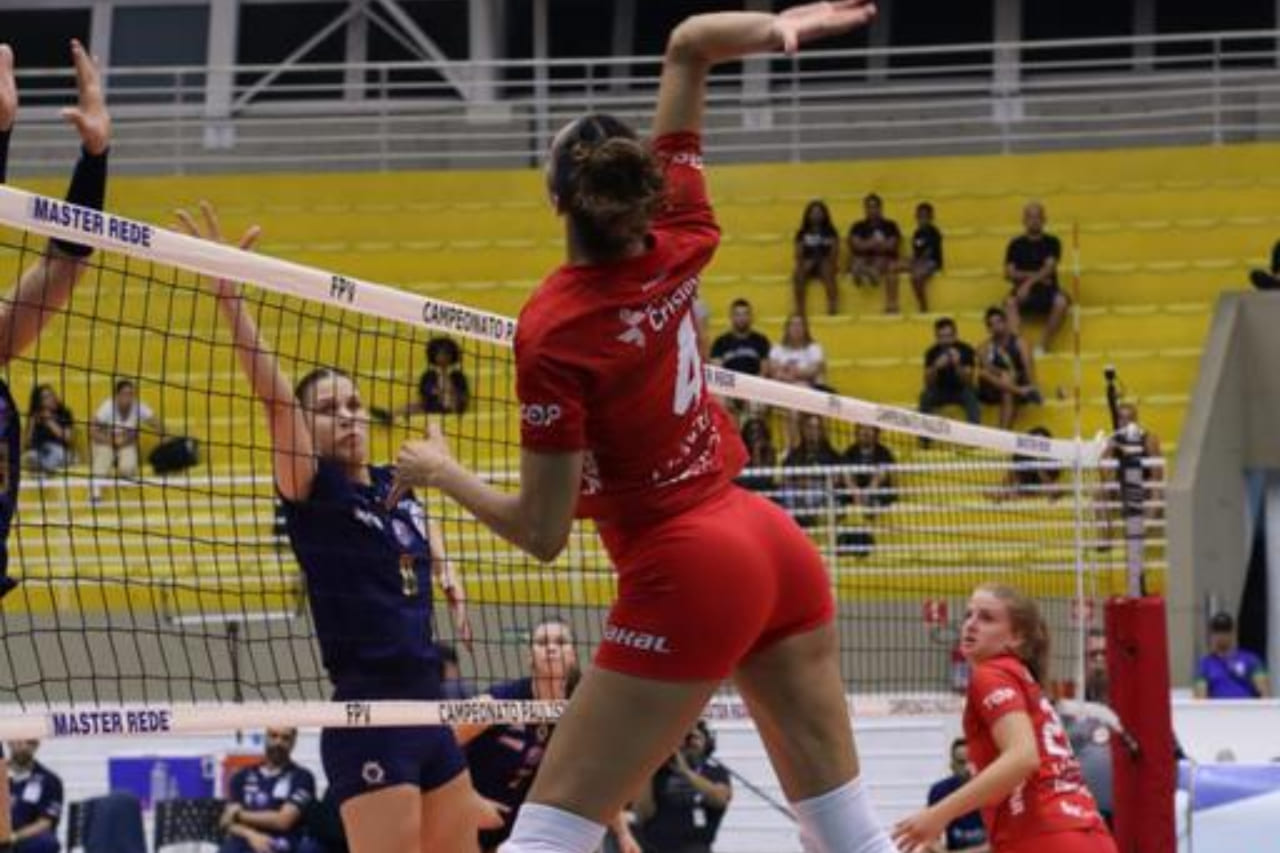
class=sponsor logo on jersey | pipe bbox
[391,518,415,548]
[353,506,385,532]
[617,308,647,348]
[669,150,704,170]
[361,761,386,786]
[521,403,563,428]
[983,686,1017,710]
[603,623,672,654]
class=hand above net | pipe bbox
[773,0,878,55]
[61,39,110,156]
[175,200,262,293]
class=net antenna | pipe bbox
[1104,366,1148,597]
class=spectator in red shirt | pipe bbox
[847,193,902,313]
[793,200,840,317]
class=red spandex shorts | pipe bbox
[594,484,835,680]
[1001,829,1119,853]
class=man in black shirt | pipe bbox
[1004,202,1069,355]
[847,193,902,313]
[634,721,731,853]
[1248,239,1280,290]
[709,299,771,377]
[919,317,980,425]
[977,307,1041,430]
[908,201,944,313]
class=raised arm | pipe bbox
[176,202,316,501]
[654,2,876,138]
[0,39,111,367]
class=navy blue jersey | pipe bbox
[228,762,316,847]
[283,460,438,686]
[927,774,987,850]
[0,379,20,598]
[9,761,63,833]
[466,678,552,847]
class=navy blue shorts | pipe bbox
[322,673,467,806]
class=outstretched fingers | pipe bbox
[59,39,110,155]
[0,44,16,132]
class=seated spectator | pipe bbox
[736,417,778,496]
[404,337,470,417]
[1004,201,1070,354]
[23,385,73,474]
[436,642,471,700]
[1194,612,1270,699]
[781,414,842,527]
[919,318,980,425]
[1248,238,1279,290]
[843,424,897,514]
[846,193,902,313]
[633,721,732,853]
[709,299,772,421]
[219,727,316,853]
[6,739,62,853]
[907,201,944,313]
[792,200,840,316]
[90,379,161,500]
[977,307,1041,430]
[925,738,988,852]
[992,427,1061,501]
[1065,629,1115,828]
[771,314,826,445]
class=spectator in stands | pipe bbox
[919,318,980,425]
[736,417,778,496]
[23,385,74,475]
[1194,612,1271,699]
[977,307,1041,430]
[219,727,316,853]
[436,642,471,700]
[710,299,772,379]
[843,424,897,516]
[633,720,732,853]
[992,427,1062,501]
[847,193,902,313]
[1065,629,1115,829]
[5,739,62,853]
[792,200,840,316]
[782,414,842,527]
[89,379,161,500]
[771,314,827,445]
[1248,239,1280,290]
[907,201,944,313]
[925,738,988,852]
[1004,201,1069,355]
[402,337,470,418]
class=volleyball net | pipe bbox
[0,185,1166,738]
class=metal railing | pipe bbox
[6,29,1280,173]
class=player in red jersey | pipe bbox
[392,4,901,853]
[892,584,1118,853]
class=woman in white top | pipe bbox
[90,379,159,499]
[769,313,827,446]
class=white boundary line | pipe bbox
[0,186,1103,463]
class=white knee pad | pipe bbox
[790,777,897,853]
[499,803,607,853]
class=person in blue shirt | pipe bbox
[5,741,62,853]
[177,202,494,853]
[219,728,316,853]
[1194,612,1270,699]
[461,620,638,853]
[924,738,988,852]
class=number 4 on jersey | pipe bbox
[673,312,704,416]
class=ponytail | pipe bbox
[980,583,1051,685]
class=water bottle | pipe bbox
[149,759,170,807]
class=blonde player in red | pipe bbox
[391,3,902,853]
[892,584,1118,853]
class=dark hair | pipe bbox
[691,719,716,757]
[798,200,837,235]
[950,737,967,756]
[979,583,1051,685]
[934,317,956,334]
[864,192,883,207]
[730,298,752,311]
[740,417,772,448]
[782,313,813,347]
[550,113,664,261]
[114,378,135,396]
[27,383,56,416]
[294,367,352,406]
[426,337,461,367]
[435,642,460,666]
[985,306,1007,323]
[917,201,934,216]
[1029,426,1052,438]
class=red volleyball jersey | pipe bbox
[964,655,1108,847]
[514,132,747,527]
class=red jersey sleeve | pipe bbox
[515,325,589,453]
[969,660,1029,730]
[651,132,717,235]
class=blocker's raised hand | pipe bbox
[0,45,17,132]
[61,39,110,156]
[774,0,878,54]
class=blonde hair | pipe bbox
[978,583,1051,685]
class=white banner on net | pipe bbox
[0,185,1105,463]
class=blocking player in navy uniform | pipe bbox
[633,721,732,853]
[5,741,62,853]
[219,728,316,853]
[177,202,498,853]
